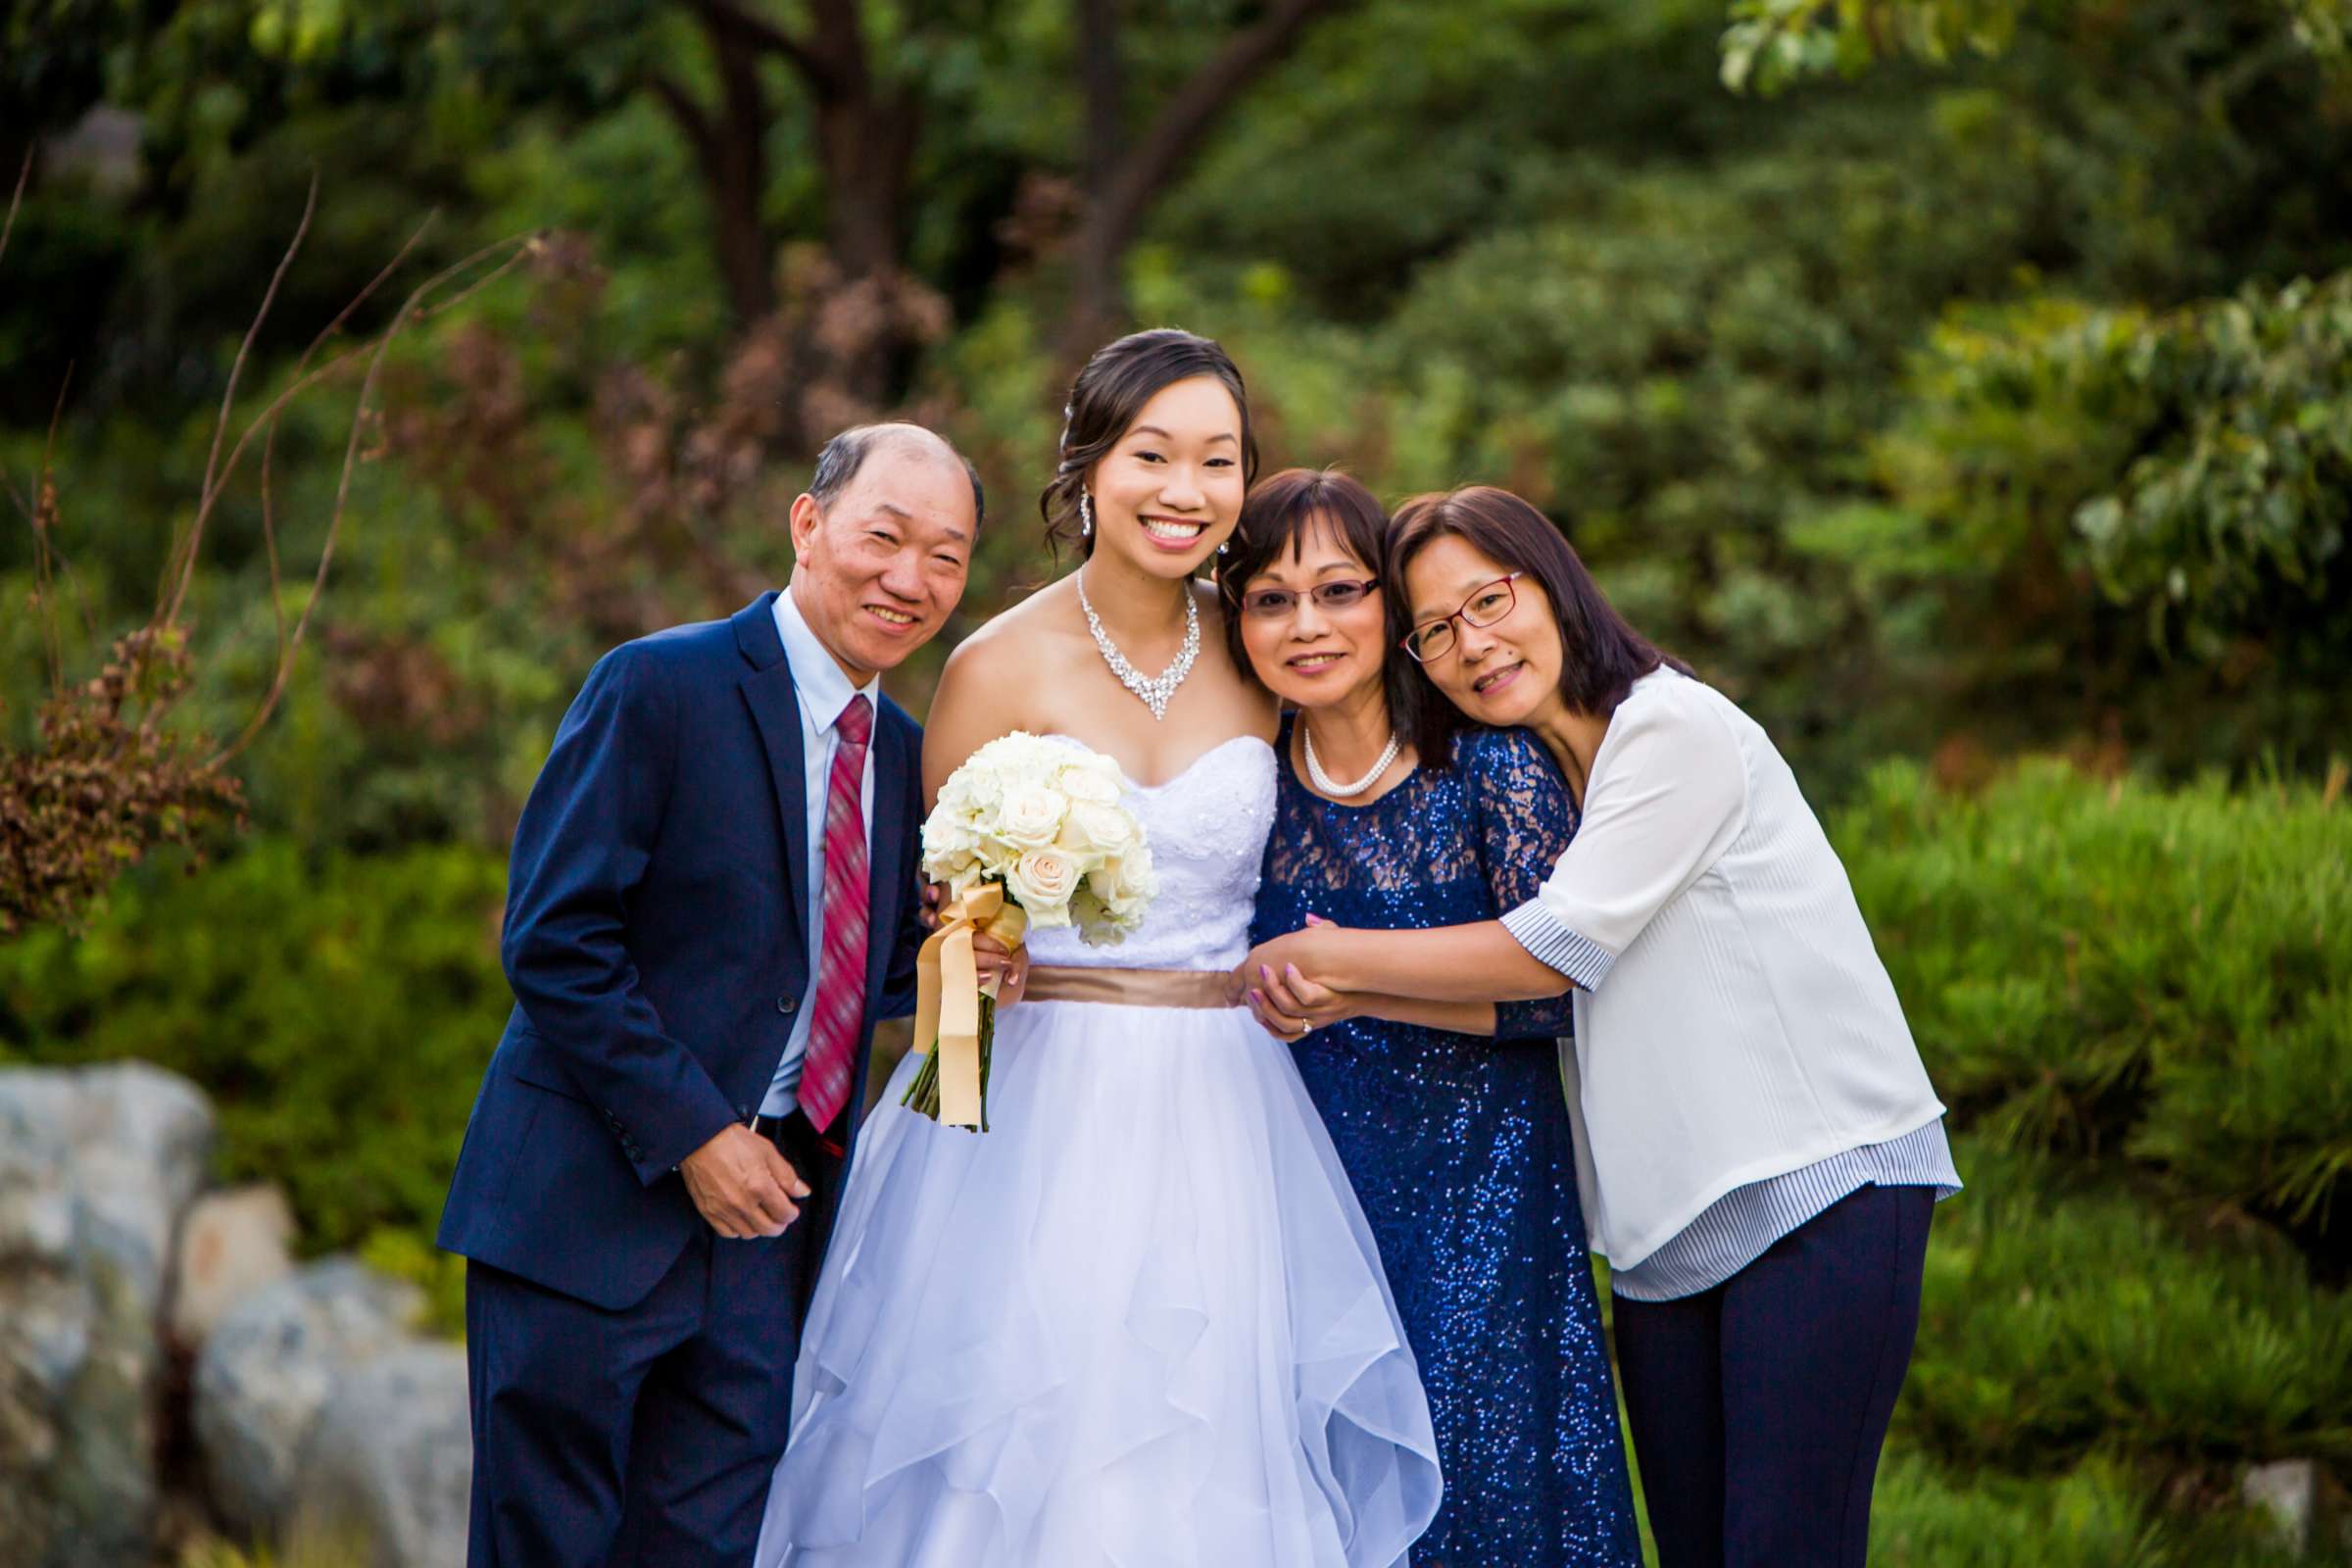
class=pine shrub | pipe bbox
[1838,759,2352,1261]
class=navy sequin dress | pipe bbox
[1250,717,1642,1566]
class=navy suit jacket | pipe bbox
[438,593,927,1310]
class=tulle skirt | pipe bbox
[755,995,1443,1567]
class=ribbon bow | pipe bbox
[910,884,1029,1127]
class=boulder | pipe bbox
[289,1343,472,1568]
[193,1258,425,1539]
[0,1062,215,1568]
[2242,1457,2321,1555]
[170,1184,297,1349]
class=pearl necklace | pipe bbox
[1078,574,1199,722]
[1302,718,1401,798]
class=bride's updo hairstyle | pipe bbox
[1389,486,1690,759]
[1041,328,1260,559]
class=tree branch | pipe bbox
[645,71,720,170]
[693,0,830,87]
[1079,0,1124,194]
[1095,0,1349,249]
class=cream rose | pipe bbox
[1089,849,1155,911]
[1006,848,1082,922]
[921,806,983,867]
[1058,800,1136,858]
[994,782,1067,850]
[1057,760,1123,805]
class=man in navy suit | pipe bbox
[439,423,983,1566]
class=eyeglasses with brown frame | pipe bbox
[1400,572,1525,663]
[1238,579,1382,619]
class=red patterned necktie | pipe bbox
[798,692,871,1133]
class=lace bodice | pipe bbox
[1025,733,1276,973]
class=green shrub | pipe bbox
[1902,1138,2352,1471]
[1871,1449,2304,1567]
[0,838,510,1253]
[1838,759,2352,1252]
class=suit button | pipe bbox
[776,994,797,1014]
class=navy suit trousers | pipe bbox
[464,1154,831,1568]
[1612,1183,1935,1568]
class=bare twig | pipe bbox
[162,175,319,628]
[0,150,28,270]
[207,228,542,766]
[32,368,76,694]
[238,211,443,692]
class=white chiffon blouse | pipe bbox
[1499,668,1948,1271]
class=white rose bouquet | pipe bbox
[903,733,1156,1128]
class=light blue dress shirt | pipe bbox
[761,586,881,1117]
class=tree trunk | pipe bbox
[1062,0,1351,353]
[647,6,778,325]
[806,0,921,406]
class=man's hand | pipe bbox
[679,1124,810,1240]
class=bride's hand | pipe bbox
[1250,960,1355,1038]
[1228,916,1346,1004]
[972,929,1030,1007]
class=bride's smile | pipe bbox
[1087,373,1247,579]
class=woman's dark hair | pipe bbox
[1215,466,1430,762]
[1040,328,1259,558]
[1388,486,1691,757]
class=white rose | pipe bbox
[1058,760,1123,805]
[921,807,983,871]
[1057,800,1137,858]
[1088,849,1155,910]
[935,851,988,899]
[1005,848,1081,923]
[993,782,1067,850]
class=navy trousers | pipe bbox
[1612,1183,1935,1568]
[465,1133,838,1568]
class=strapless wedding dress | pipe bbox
[756,734,1441,1567]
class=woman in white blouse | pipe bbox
[1237,485,1960,1568]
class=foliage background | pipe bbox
[3,0,2348,1559]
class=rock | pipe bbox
[288,1344,472,1568]
[193,1258,425,1539]
[170,1184,297,1349]
[2242,1457,2320,1554]
[0,1062,215,1568]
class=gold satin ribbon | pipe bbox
[910,885,1029,1127]
[1023,965,1233,1009]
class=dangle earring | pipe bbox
[1079,493,1095,538]
[1217,540,1229,557]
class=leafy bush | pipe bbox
[1840,759,2352,1258]
[0,837,509,1253]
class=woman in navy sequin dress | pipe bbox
[1220,469,1641,1567]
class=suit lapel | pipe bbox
[864,710,910,1004]
[734,596,810,948]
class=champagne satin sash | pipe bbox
[1023,965,1234,1010]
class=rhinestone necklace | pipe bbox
[1302,717,1401,798]
[1078,573,1200,722]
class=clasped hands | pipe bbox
[1231,915,1356,1038]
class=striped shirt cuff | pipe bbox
[1500,900,1615,992]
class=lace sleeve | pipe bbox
[1465,729,1581,1039]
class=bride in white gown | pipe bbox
[756,330,1441,1568]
